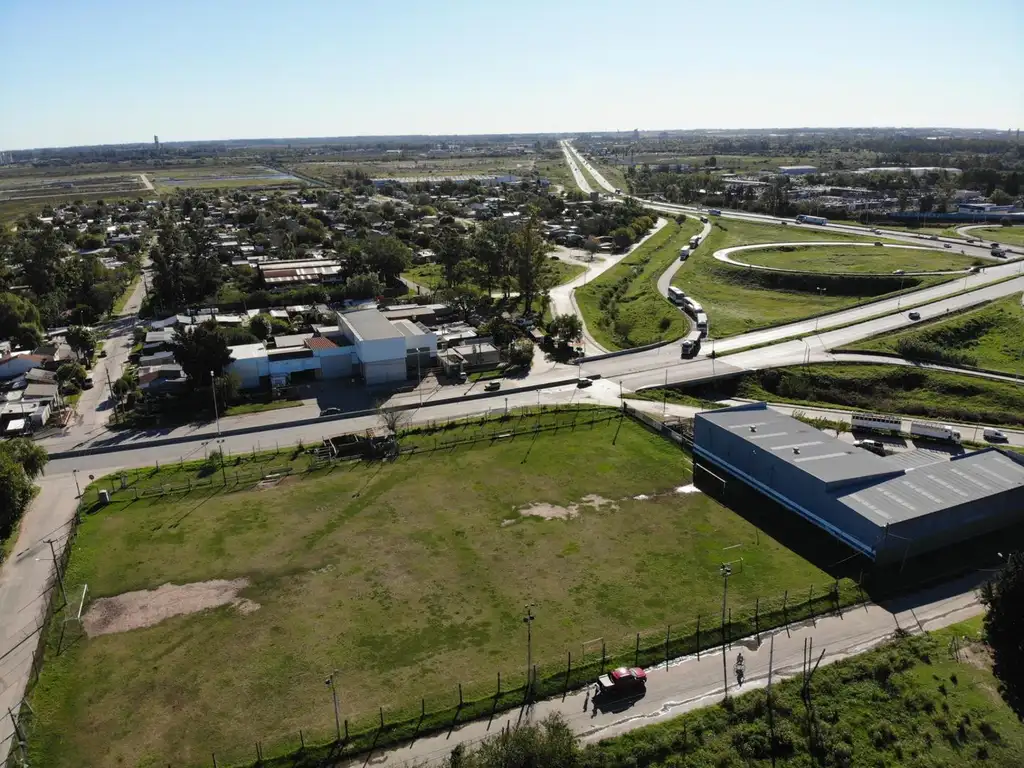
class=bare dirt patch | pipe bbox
[83,578,257,637]
[513,494,618,522]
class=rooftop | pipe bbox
[228,343,267,361]
[340,308,401,342]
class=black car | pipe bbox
[319,407,342,417]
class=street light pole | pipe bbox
[72,468,81,498]
[523,605,535,696]
[210,370,222,438]
[325,670,341,742]
[720,564,732,700]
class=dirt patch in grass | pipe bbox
[83,578,257,636]
[513,494,618,522]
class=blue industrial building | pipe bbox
[694,403,1024,564]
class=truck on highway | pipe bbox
[991,246,1006,257]
[682,298,704,318]
[910,421,961,443]
[667,286,686,305]
[694,312,708,332]
[680,330,702,358]
[678,247,691,261]
[796,214,828,226]
[708,209,722,216]
[851,413,902,434]
[689,235,701,249]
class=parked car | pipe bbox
[854,439,887,456]
[983,428,1008,442]
[908,311,921,320]
[484,381,501,391]
[577,378,593,388]
[596,667,647,697]
[319,407,342,417]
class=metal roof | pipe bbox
[838,450,1024,526]
[698,406,901,489]
[340,308,401,342]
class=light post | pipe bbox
[814,287,826,333]
[325,670,341,742]
[897,276,906,309]
[720,564,732,699]
[523,605,535,696]
[72,468,81,498]
[210,370,222,438]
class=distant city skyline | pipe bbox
[1,0,1022,151]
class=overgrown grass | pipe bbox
[740,244,980,274]
[580,618,1024,768]
[403,258,583,295]
[28,409,851,768]
[842,293,1024,375]
[223,398,304,417]
[628,389,731,411]
[969,226,1024,247]
[576,219,702,350]
[680,363,1024,428]
[670,219,947,339]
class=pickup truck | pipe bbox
[596,667,647,696]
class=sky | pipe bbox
[1,0,1022,150]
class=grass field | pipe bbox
[403,258,584,294]
[842,294,1024,375]
[669,219,943,339]
[294,154,548,186]
[679,363,1024,428]
[739,244,981,274]
[969,226,1024,247]
[576,218,703,350]
[535,157,577,189]
[147,165,299,191]
[588,161,629,192]
[584,616,1024,768]
[28,410,845,767]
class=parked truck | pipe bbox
[910,421,961,443]
[851,412,902,434]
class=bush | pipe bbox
[199,449,222,478]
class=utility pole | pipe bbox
[720,563,732,699]
[72,468,81,498]
[210,371,226,485]
[105,366,119,422]
[325,671,341,742]
[523,605,535,696]
[46,539,69,607]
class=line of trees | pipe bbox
[0,439,48,544]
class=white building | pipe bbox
[338,308,410,385]
[778,165,818,176]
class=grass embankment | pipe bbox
[969,226,1024,247]
[677,363,1024,428]
[740,244,981,274]
[28,409,852,768]
[842,294,1024,375]
[575,218,702,350]
[587,160,628,192]
[670,220,947,339]
[223,399,304,417]
[583,617,1024,768]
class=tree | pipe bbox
[990,189,1013,206]
[435,227,468,287]
[249,314,272,341]
[981,552,1024,719]
[0,439,47,539]
[548,313,583,346]
[440,713,578,768]
[508,338,534,369]
[0,292,43,347]
[364,236,412,283]
[583,236,600,261]
[214,371,241,405]
[56,362,87,389]
[3,438,47,480]
[65,325,96,359]
[610,227,633,251]
[171,324,232,385]
[509,214,552,312]
[110,376,132,409]
[343,271,384,300]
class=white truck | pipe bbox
[678,247,691,261]
[851,413,902,434]
[910,421,961,443]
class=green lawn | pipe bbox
[536,157,577,190]
[969,226,1024,247]
[404,259,582,296]
[740,244,980,274]
[402,263,444,290]
[576,218,703,350]
[222,398,304,417]
[842,293,1024,375]
[587,160,628,192]
[670,219,947,339]
[681,363,1024,428]
[583,617,1024,768]
[28,411,846,768]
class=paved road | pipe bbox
[338,574,984,767]
[549,219,669,355]
[656,218,712,300]
[559,140,592,195]
[563,141,617,194]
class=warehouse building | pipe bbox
[694,403,1024,564]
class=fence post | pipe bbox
[299,730,304,750]
[601,640,605,671]
[380,706,384,729]
[459,682,463,706]
[497,671,501,696]
[635,632,640,666]
[566,651,571,685]
[809,584,815,624]
[212,754,218,768]
[783,590,789,629]
[755,597,760,645]
[344,719,349,741]
[727,608,731,649]
[696,617,700,659]
[666,625,671,667]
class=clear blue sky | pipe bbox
[1,0,1022,150]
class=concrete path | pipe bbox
[340,575,983,767]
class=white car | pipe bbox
[983,428,1007,442]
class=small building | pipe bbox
[338,308,409,385]
[258,258,343,288]
[778,165,818,176]
[226,343,270,389]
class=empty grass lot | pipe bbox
[28,411,843,768]
[740,244,981,274]
[403,258,584,295]
[670,219,947,339]
[575,218,703,350]
[969,226,1024,248]
[841,293,1024,375]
